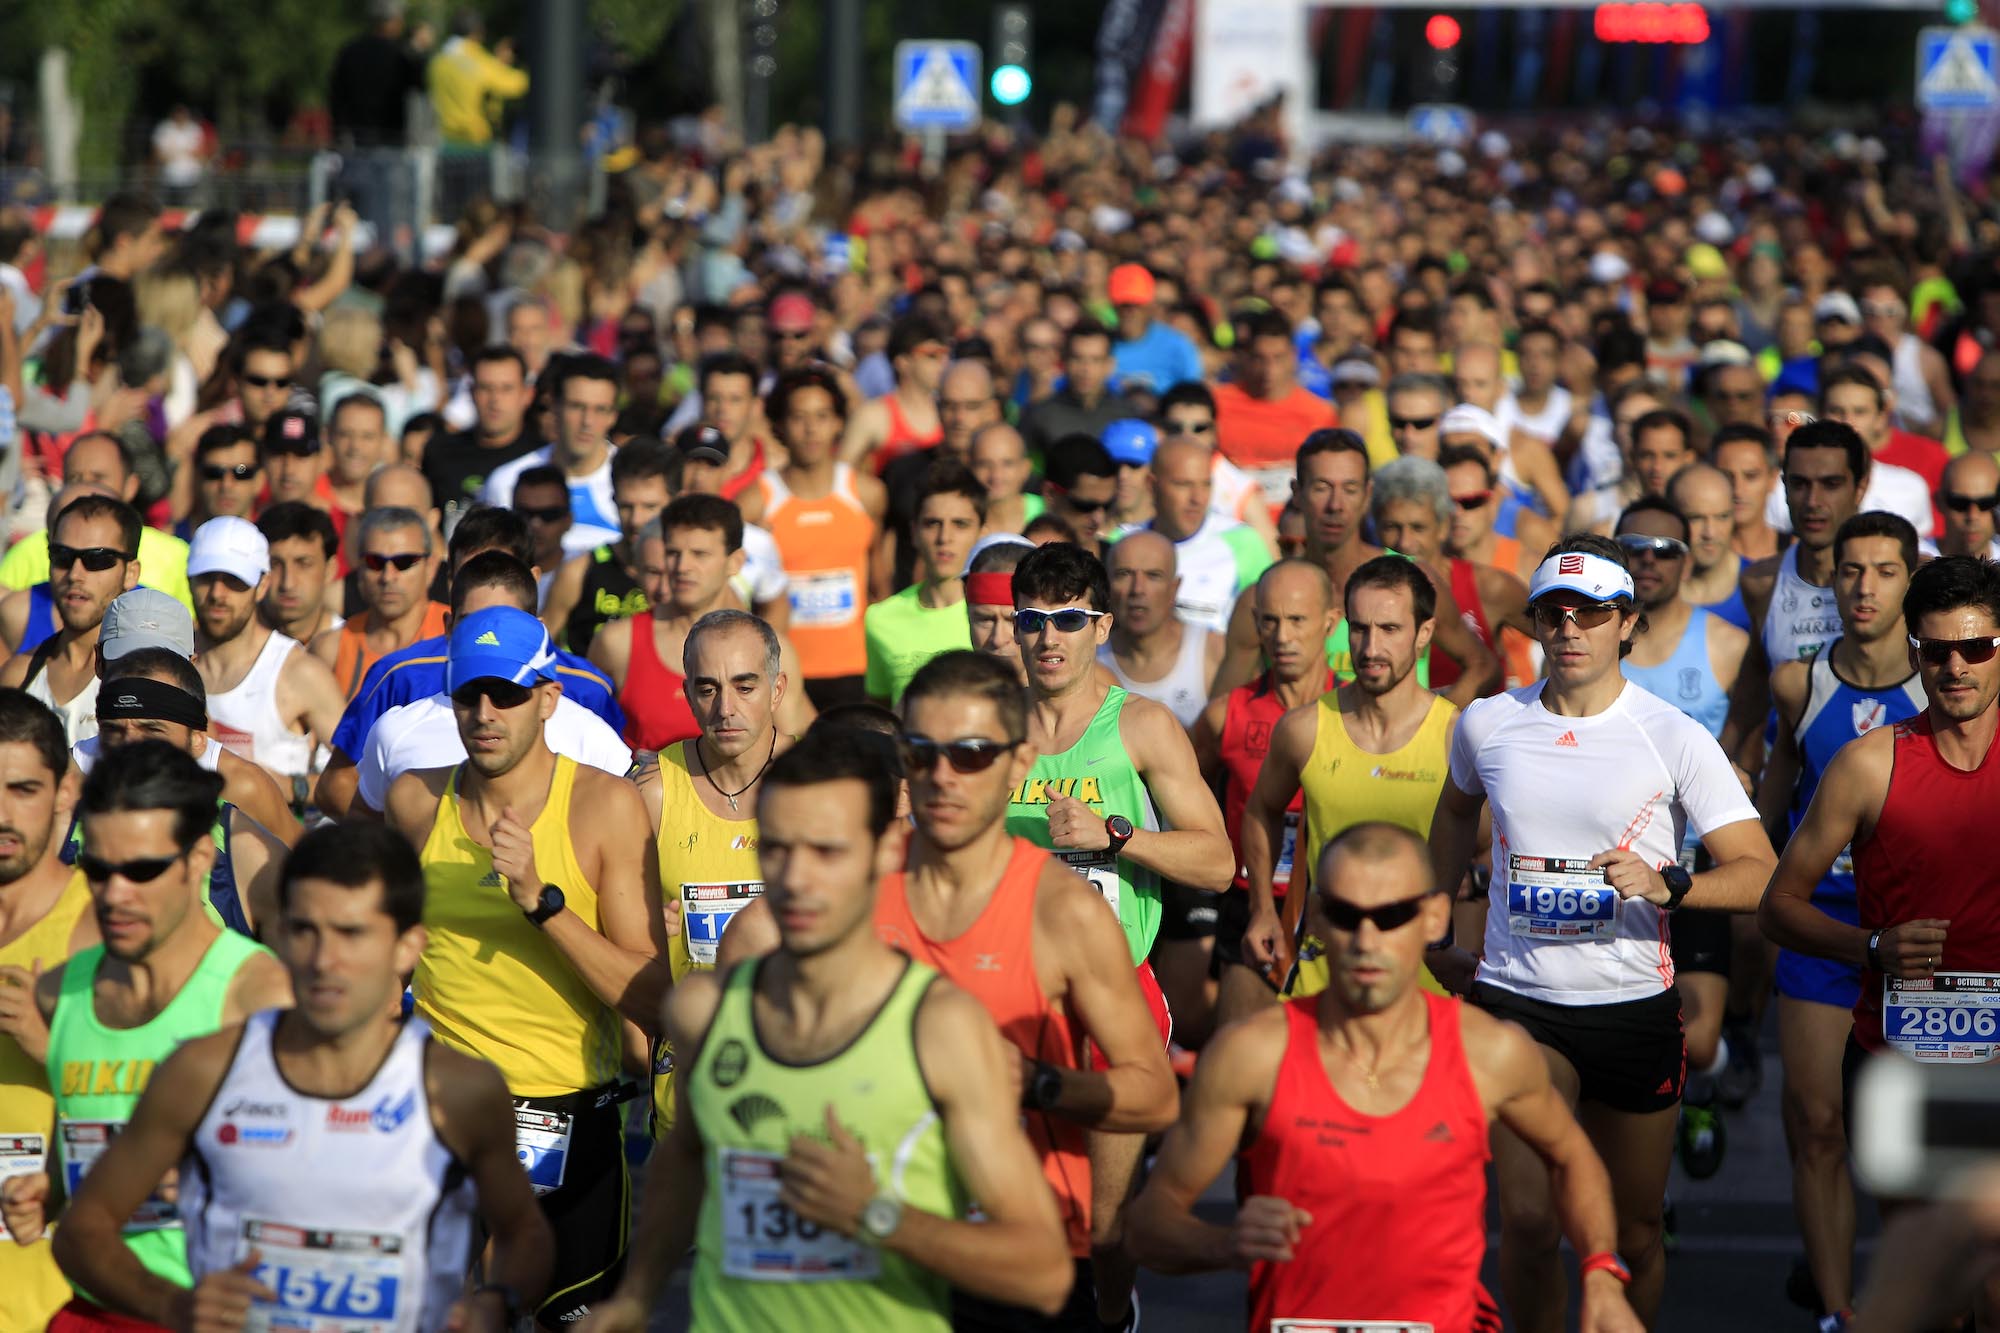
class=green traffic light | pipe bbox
[991,64,1032,105]
[1948,0,1979,24]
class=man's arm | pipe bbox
[1512,435,1573,530]
[279,647,351,757]
[1426,588,1503,708]
[313,748,363,821]
[714,894,780,968]
[1718,632,1773,779]
[221,951,296,1023]
[774,635,817,735]
[0,653,31,689]
[540,552,592,644]
[309,626,341,667]
[1754,662,1809,842]
[226,809,293,939]
[586,616,632,688]
[1239,705,1314,969]
[1211,588,1264,697]
[1068,698,1232,892]
[1126,1006,1295,1274]
[427,1046,555,1319]
[838,399,887,468]
[1424,778,1488,991]
[0,590,30,654]
[1038,866,1179,1133]
[1681,818,1779,912]
[1190,695,1227,791]
[216,748,302,845]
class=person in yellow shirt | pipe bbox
[428,12,529,147]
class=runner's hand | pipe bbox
[1232,1194,1311,1264]
[173,1250,276,1333]
[1424,946,1480,997]
[1879,919,1950,980]
[489,808,543,910]
[1586,848,1667,905]
[1244,902,1283,968]
[0,960,48,1063]
[441,1286,513,1333]
[576,1293,652,1333]
[0,1170,49,1243]
[1580,1271,1646,1333]
[1046,795,1111,851]
[780,1106,877,1237]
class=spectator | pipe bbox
[427,8,529,147]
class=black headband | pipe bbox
[97,677,208,731]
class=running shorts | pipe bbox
[1777,949,1863,1010]
[47,1299,171,1332]
[1154,881,1221,941]
[516,1085,632,1324]
[1669,907,1733,978]
[953,1256,1095,1332]
[1472,981,1686,1114]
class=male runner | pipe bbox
[254,503,343,648]
[1127,824,1642,1333]
[590,497,813,749]
[1442,443,1540,586]
[1428,535,1776,1330]
[1668,463,1752,633]
[387,606,669,1329]
[1925,451,2000,560]
[540,439,679,654]
[1755,511,1924,1329]
[589,731,1073,1333]
[970,423,1041,539]
[0,495,144,744]
[865,462,981,706]
[422,345,544,529]
[1006,540,1232,1331]
[481,354,622,548]
[44,821,554,1333]
[966,538,1034,684]
[312,506,447,700]
[3,741,291,1331]
[1713,424,1788,564]
[1134,438,1271,636]
[1098,531,1222,730]
[0,690,98,1331]
[187,518,347,803]
[513,464,576,586]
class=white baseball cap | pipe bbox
[1439,404,1506,452]
[186,516,270,587]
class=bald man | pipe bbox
[1099,530,1224,730]
[1927,451,2000,560]
[970,422,1039,537]
[1134,438,1273,636]
[1453,342,1571,527]
[1670,463,1753,633]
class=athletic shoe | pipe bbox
[1816,1310,1852,1332]
[1098,1291,1140,1333]
[1677,1102,1726,1179]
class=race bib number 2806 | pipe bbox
[1884,972,2000,1064]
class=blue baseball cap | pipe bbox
[447,607,558,693]
[1102,419,1159,467]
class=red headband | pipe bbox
[966,572,1014,606]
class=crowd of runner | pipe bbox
[0,108,1997,1332]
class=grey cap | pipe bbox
[99,588,195,662]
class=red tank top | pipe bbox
[1426,559,1495,692]
[1850,713,2000,1051]
[874,838,1092,1257]
[720,439,767,502]
[1220,672,1331,892]
[1242,992,1498,1333]
[618,617,702,751]
[874,394,944,474]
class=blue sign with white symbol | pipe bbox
[1408,103,1473,147]
[894,40,984,133]
[1919,26,2000,111]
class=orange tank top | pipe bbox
[875,394,944,474]
[758,465,875,680]
[1483,534,1538,689]
[332,601,450,700]
[875,837,1092,1257]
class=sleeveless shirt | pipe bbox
[565,545,648,655]
[1791,641,1926,911]
[1096,627,1211,728]
[207,631,314,779]
[759,466,874,680]
[1625,607,1730,739]
[1764,545,1842,667]
[619,618,703,752]
[1220,672,1331,893]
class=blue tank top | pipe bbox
[18,584,58,654]
[1700,557,1752,633]
[1791,640,1926,903]
[1626,607,1730,739]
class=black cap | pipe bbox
[672,424,728,466]
[261,408,320,455]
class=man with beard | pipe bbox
[0,496,144,744]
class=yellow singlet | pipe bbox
[1286,692,1458,1000]
[0,870,89,1329]
[416,756,622,1098]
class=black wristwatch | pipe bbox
[471,1282,523,1326]
[1660,864,1694,912]
[525,884,566,927]
[1023,1059,1064,1112]
[1104,815,1135,855]
[1867,929,1886,972]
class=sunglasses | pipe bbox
[515,504,571,524]
[1451,490,1493,511]
[1909,634,2000,667]
[1615,533,1689,560]
[1389,414,1439,432]
[79,845,191,885]
[362,552,425,573]
[200,462,259,482]
[451,678,536,710]
[1162,419,1214,436]
[242,374,293,389]
[1317,890,1433,934]
[1944,492,2000,514]
[1531,600,1625,632]
[1055,493,1114,515]
[50,544,132,573]
[899,734,1018,775]
[1013,607,1110,635]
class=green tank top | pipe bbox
[1004,686,1161,961]
[46,929,269,1290]
[688,959,964,1333]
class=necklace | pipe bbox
[696,730,778,811]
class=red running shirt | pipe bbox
[1241,991,1500,1333]
[1220,672,1330,892]
[1850,714,2000,1052]
[618,617,702,751]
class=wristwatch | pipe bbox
[526,884,566,927]
[1104,815,1135,855]
[859,1193,904,1244]
[471,1282,523,1325]
[1660,864,1694,911]
[1023,1059,1065,1112]
[1867,929,1886,972]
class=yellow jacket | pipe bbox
[428,37,528,146]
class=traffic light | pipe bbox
[992,5,1033,106]
[1422,12,1461,99]
[1947,0,1979,24]
[1425,13,1461,49]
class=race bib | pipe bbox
[1247,465,1294,510]
[1883,972,2000,1064]
[1274,811,1300,889]
[1059,850,1121,915]
[0,1133,44,1243]
[1503,855,1617,942]
[240,1218,403,1333]
[61,1121,178,1231]
[789,570,859,628]
[719,1149,880,1281]
[1270,1322,1434,1332]
[1832,843,1855,877]
[514,1104,573,1197]
[682,881,765,969]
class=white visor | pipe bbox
[1529,551,1635,604]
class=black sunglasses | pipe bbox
[1056,494,1114,515]
[50,544,132,573]
[451,678,536,710]
[79,845,191,885]
[899,734,1019,775]
[1389,414,1439,432]
[200,462,259,482]
[1944,491,2000,514]
[1452,490,1493,511]
[1909,634,2000,667]
[1013,607,1109,635]
[1162,419,1214,436]
[1317,890,1433,933]
[515,504,571,524]
[1531,601,1624,632]
[362,552,426,573]
[242,374,293,389]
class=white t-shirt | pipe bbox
[482,446,621,551]
[355,692,632,812]
[1450,680,1759,1005]
[1764,461,1936,540]
[153,117,205,187]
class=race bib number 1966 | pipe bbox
[1504,855,1616,942]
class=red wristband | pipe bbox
[1580,1251,1632,1284]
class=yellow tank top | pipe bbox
[415,756,621,1097]
[659,742,765,985]
[0,870,89,1329]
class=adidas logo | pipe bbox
[479,871,503,887]
[1554,730,1579,748]
[475,630,501,646]
[1425,1120,1454,1143]
[1655,1077,1676,1096]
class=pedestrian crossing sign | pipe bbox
[894,40,983,133]
[1918,25,2000,111]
